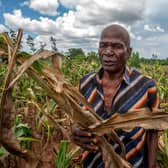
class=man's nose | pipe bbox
[104,46,114,55]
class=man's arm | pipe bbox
[147,83,159,168]
[146,130,158,168]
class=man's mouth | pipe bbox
[103,60,117,65]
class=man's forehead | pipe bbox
[100,29,130,45]
[99,37,125,44]
[100,27,130,46]
[100,33,128,45]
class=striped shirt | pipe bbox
[79,67,159,168]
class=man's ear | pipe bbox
[126,47,132,59]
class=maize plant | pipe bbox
[1,29,168,168]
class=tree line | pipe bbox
[1,30,168,67]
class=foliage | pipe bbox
[26,35,36,53]
[38,41,47,52]
[50,36,58,52]
[0,147,8,157]
[61,56,100,85]
[129,51,141,68]
[0,41,168,167]
[4,49,168,167]
[14,115,33,149]
[56,140,80,168]
[0,36,7,50]
[65,48,85,58]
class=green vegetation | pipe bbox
[0,31,168,167]
[56,140,80,168]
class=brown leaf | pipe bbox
[90,108,168,135]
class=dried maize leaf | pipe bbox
[90,108,168,135]
[0,30,38,168]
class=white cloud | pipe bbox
[20,1,29,7]
[4,0,147,36]
[156,26,165,32]
[144,24,165,32]
[29,0,59,16]
[133,33,168,59]
[2,0,168,58]
[3,0,147,54]
[0,24,8,32]
[73,0,146,25]
[59,0,77,8]
[4,10,58,34]
[3,9,101,38]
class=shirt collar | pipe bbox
[123,66,131,85]
[96,66,131,85]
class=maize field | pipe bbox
[0,29,168,168]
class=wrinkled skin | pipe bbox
[71,123,99,151]
[98,25,132,75]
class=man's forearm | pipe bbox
[147,130,158,168]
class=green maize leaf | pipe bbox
[32,60,43,73]
[17,137,41,143]
[0,146,8,157]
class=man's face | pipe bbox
[98,30,131,73]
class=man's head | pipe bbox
[98,24,132,73]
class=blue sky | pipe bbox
[0,0,168,59]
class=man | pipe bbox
[71,24,159,168]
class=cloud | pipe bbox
[57,0,147,26]
[2,0,168,58]
[29,0,59,16]
[3,0,147,54]
[0,24,8,32]
[72,0,146,25]
[3,9,101,38]
[59,0,77,9]
[3,10,58,34]
[20,1,29,7]
[145,0,168,29]
[144,24,165,32]
[133,32,168,59]
[3,0,147,36]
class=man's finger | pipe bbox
[73,135,93,144]
[71,125,91,137]
[77,142,99,151]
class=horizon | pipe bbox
[0,0,168,59]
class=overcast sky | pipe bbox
[0,0,167,59]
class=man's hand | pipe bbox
[71,123,99,152]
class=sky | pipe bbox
[0,0,167,59]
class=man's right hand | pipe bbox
[71,123,99,152]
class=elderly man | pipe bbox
[71,24,158,168]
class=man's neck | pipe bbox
[103,68,125,81]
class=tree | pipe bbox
[66,48,85,59]
[152,53,158,60]
[9,29,22,50]
[9,29,17,44]
[50,36,57,52]
[129,51,141,68]
[39,41,46,52]
[86,51,98,62]
[26,35,36,53]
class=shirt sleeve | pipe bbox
[147,80,160,111]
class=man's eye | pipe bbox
[99,43,105,47]
[114,44,123,49]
